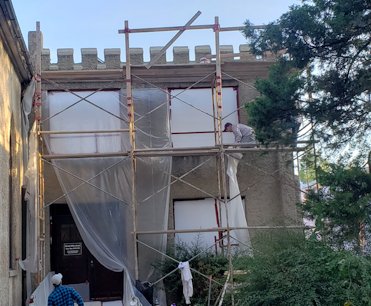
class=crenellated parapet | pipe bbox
[39,45,276,71]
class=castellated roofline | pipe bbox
[39,45,277,71]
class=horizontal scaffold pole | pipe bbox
[39,129,130,135]
[42,144,309,159]
[118,24,265,34]
[135,225,312,235]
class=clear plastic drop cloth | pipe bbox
[21,78,35,166]
[20,122,39,272]
[43,88,171,304]
[224,155,252,253]
[29,272,54,306]
[19,123,40,301]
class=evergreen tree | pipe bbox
[303,162,371,253]
[243,0,370,153]
[246,59,303,144]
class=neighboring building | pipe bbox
[0,1,33,305]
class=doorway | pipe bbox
[50,204,123,301]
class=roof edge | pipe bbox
[0,0,33,84]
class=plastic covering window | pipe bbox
[42,89,172,305]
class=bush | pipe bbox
[233,232,371,306]
[155,241,228,306]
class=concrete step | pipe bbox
[76,301,123,306]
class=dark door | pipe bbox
[89,258,123,300]
[51,204,123,301]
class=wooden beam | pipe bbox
[119,24,214,34]
[39,129,130,135]
[118,24,266,34]
[42,145,308,160]
[135,225,309,235]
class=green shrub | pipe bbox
[155,241,228,306]
[233,232,371,306]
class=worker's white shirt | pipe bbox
[232,124,255,143]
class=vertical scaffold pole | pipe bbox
[124,20,139,280]
[214,17,223,148]
[212,78,224,253]
[34,21,46,281]
[214,16,235,305]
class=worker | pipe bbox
[223,122,256,144]
[48,273,84,306]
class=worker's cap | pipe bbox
[223,122,232,132]
[51,273,63,285]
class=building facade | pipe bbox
[0,1,33,305]
[32,33,301,302]
[0,1,303,304]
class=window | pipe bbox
[174,198,219,248]
[174,197,248,251]
[170,88,239,148]
[47,91,124,154]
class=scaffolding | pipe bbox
[34,14,312,305]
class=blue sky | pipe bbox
[12,0,300,62]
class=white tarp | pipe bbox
[225,155,252,251]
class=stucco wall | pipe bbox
[0,38,24,306]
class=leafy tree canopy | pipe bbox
[303,161,371,253]
[243,0,370,155]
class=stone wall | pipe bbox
[0,38,24,306]
[37,47,300,216]
[35,34,301,284]
[168,152,301,239]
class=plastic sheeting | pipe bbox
[21,78,35,166]
[19,123,40,302]
[225,155,252,252]
[29,272,54,306]
[43,89,171,305]
[19,123,39,272]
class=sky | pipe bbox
[12,0,300,62]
